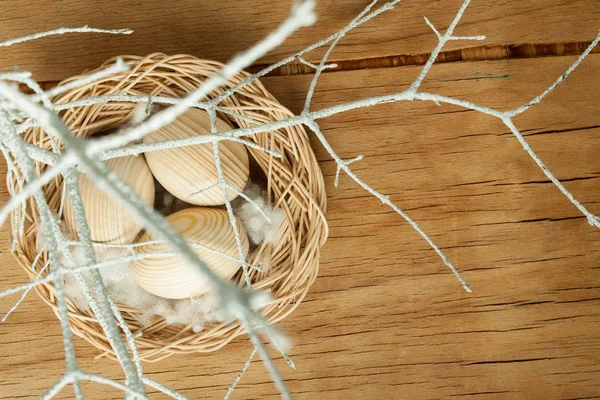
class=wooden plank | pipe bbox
[1,54,599,398]
[0,1,599,82]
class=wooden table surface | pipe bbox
[1,1,599,399]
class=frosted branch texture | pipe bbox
[1,0,599,398]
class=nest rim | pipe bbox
[9,53,328,362]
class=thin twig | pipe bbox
[507,31,600,117]
[306,120,472,292]
[142,376,189,400]
[0,25,133,47]
[409,0,480,94]
[2,1,599,399]
[224,348,257,400]
[34,58,130,102]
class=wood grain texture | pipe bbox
[1,54,598,399]
[134,207,249,299]
[0,1,599,81]
[63,155,155,244]
[143,109,250,206]
[1,1,600,399]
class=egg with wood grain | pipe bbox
[132,207,250,299]
[143,108,249,206]
[63,155,155,244]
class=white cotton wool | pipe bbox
[137,293,219,333]
[69,246,222,332]
[155,188,191,216]
[59,242,92,312]
[35,229,45,254]
[97,249,132,286]
[35,228,88,311]
[63,273,90,312]
[159,294,220,333]
[97,248,157,310]
[44,228,225,331]
[129,101,153,125]
[235,184,285,245]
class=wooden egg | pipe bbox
[143,108,250,206]
[63,155,155,244]
[132,207,250,299]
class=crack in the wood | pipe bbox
[27,41,600,92]
[448,390,513,397]
[250,40,600,76]
[463,355,576,366]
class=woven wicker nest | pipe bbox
[9,53,328,361]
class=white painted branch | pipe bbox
[39,375,72,400]
[408,0,474,94]
[0,113,84,397]
[226,182,273,223]
[74,371,148,399]
[0,258,49,323]
[240,315,292,400]
[224,347,257,400]
[0,154,75,227]
[423,17,442,40]
[252,311,295,367]
[303,0,378,113]
[507,31,600,117]
[335,155,363,188]
[211,134,252,286]
[0,273,56,298]
[1,2,598,399]
[61,168,145,396]
[52,93,256,123]
[502,117,600,228]
[448,35,486,41]
[305,120,472,292]
[85,0,315,156]
[298,57,336,70]
[214,0,401,104]
[0,26,132,47]
[142,376,189,400]
[33,58,130,102]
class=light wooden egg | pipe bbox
[143,108,250,206]
[63,155,155,244]
[132,207,250,299]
